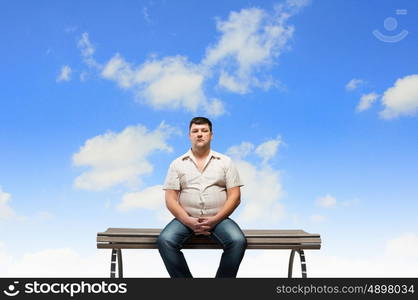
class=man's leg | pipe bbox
[156,218,194,278]
[211,218,247,278]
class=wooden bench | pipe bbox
[97,228,321,278]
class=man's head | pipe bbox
[189,117,213,150]
[189,117,212,133]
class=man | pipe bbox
[157,117,247,278]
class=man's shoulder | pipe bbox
[211,150,234,166]
[211,150,230,161]
[168,151,191,166]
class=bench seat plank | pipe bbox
[97,228,321,250]
[97,236,320,245]
[97,227,321,277]
[98,228,319,237]
[98,243,321,250]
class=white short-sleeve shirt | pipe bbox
[163,149,243,217]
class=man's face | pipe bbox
[189,123,213,149]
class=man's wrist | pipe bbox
[179,215,190,226]
[213,214,224,224]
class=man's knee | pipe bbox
[224,232,246,250]
[157,232,173,250]
[157,229,187,250]
[233,235,247,249]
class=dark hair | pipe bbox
[189,117,212,132]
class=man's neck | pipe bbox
[191,147,211,160]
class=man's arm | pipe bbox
[165,189,210,235]
[214,186,241,222]
[198,186,241,231]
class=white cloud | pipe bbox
[384,232,418,259]
[101,54,223,116]
[118,185,163,211]
[72,122,176,191]
[0,187,16,220]
[309,232,418,277]
[133,57,205,112]
[345,78,364,91]
[316,194,336,208]
[243,232,418,277]
[0,245,166,277]
[80,2,309,113]
[101,53,135,88]
[226,139,285,225]
[226,142,254,160]
[227,137,282,164]
[356,92,379,112]
[0,188,52,222]
[56,65,72,82]
[203,2,303,93]
[380,74,418,119]
[77,32,100,68]
[218,72,248,94]
[203,98,225,117]
[286,0,311,8]
[235,160,285,225]
[142,7,151,23]
[78,32,95,58]
[255,137,282,164]
[117,185,172,222]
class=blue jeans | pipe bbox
[157,218,247,278]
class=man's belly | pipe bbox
[179,189,227,217]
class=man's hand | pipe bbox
[183,216,211,236]
[196,216,220,234]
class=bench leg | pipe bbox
[110,249,124,278]
[288,249,307,278]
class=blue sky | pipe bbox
[1,0,418,277]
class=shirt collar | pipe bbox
[181,149,221,161]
